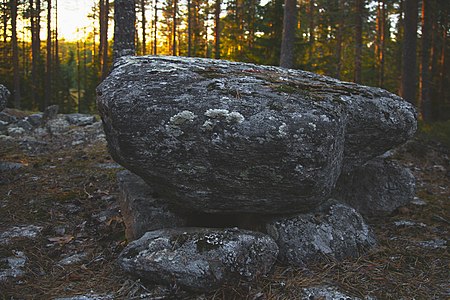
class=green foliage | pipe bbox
[418,120,450,147]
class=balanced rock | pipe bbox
[97,56,416,214]
[266,203,376,266]
[332,158,416,217]
[0,84,10,111]
[117,170,186,241]
[118,227,278,291]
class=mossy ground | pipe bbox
[0,123,448,299]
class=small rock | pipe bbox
[0,84,10,111]
[0,161,24,171]
[0,225,43,245]
[42,104,59,121]
[95,162,123,169]
[301,285,370,300]
[58,253,87,266]
[0,251,27,282]
[66,113,97,126]
[0,111,17,124]
[117,170,186,241]
[46,117,70,135]
[118,227,278,291]
[7,126,26,136]
[26,113,43,127]
[266,203,377,266]
[54,294,113,300]
[411,197,427,206]
[416,239,447,250]
[15,119,33,131]
[393,220,427,227]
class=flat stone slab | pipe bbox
[97,56,416,214]
[118,227,278,291]
[117,170,186,241]
[332,158,416,216]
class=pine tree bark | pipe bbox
[354,0,364,83]
[308,0,315,61]
[214,0,220,59]
[280,0,297,68]
[400,0,418,105]
[335,0,343,79]
[172,0,177,56]
[44,0,51,108]
[187,0,192,56]
[11,0,21,108]
[101,0,109,79]
[113,0,136,61]
[153,0,157,55]
[141,0,146,55]
[419,0,432,121]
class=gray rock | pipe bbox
[46,117,70,135]
[0,111,17,124]
[0,84,10,111]
[98,56,416,214]
[54,294,113,300]
[0,225,43,245]
[15,119,33,132]
[266,203,376,266]
[0,251,27,282]
[118,227,278,291]
[42,104,59,121]
[26,113,43,127]
[301,285,372,300]
[66,113,97,126]
[332,158,416,217]
[117,170,186,241]
[0,161,24,171]
[96,58,328,213]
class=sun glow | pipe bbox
[58,0,94,41]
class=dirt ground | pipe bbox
[0,116,449,299]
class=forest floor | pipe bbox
[0,111,449,300]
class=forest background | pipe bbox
[0,0,449,123]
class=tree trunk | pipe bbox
[99,0,105,75]
[354,0,364,83]
[400,0,418,105]
[45,0,51,108]
[378,0,386,87]
[141,0,146,55]
[335,0,343,79]
[439,7,447,102]
[172,0,177,56]
[113,0,136,61]
[308,0,314,61]
[153,0,157,55]
[419,0,432,121]
[11,0,21,108]
[101,0,109,79]
[214,0,220,59]
[280,0,297,68]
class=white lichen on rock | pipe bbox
[170,110,197,125]
[204,109,245,124]
[205,109,230,118]
[278,123,288,137]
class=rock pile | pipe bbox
[97,56,417,290]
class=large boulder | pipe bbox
[97,56,416,214]
[332,158,416,217]
[0,84,10,111]
[118,227,278,291]
[266,203,377,266]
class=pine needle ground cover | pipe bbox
[0,117,448,299]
